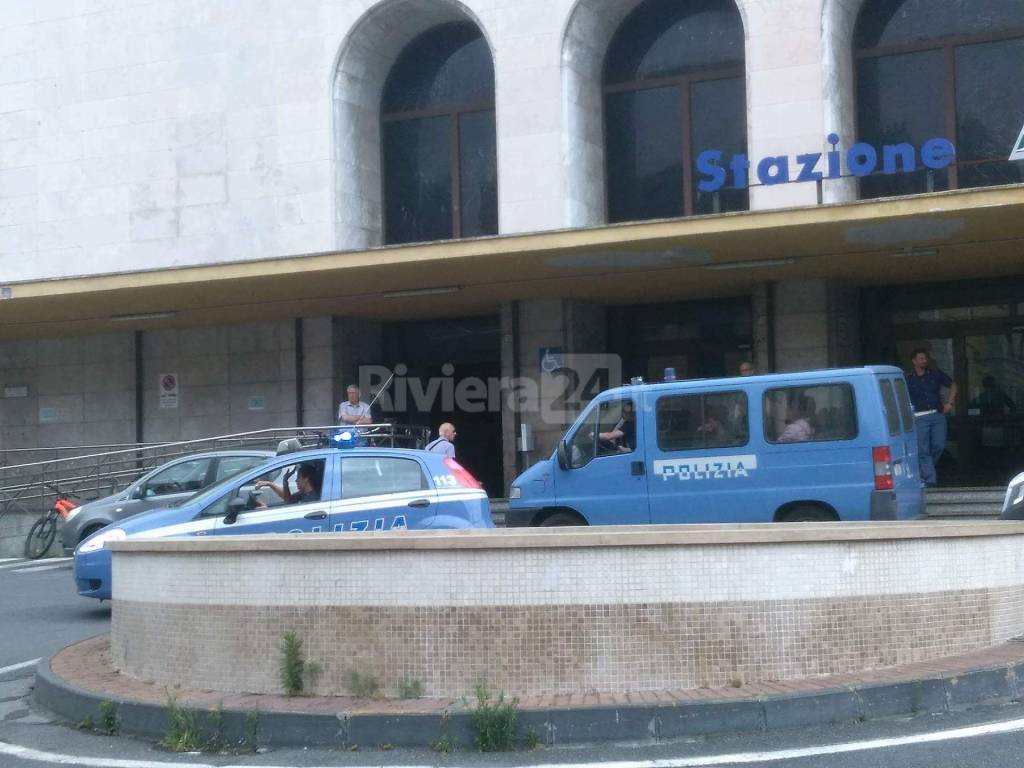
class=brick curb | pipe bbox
[34,642,1024,748]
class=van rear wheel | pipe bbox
[539,512,585,527]
[778,507,836,523]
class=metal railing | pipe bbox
[0,423,431,522]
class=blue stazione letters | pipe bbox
[696,133,956,192]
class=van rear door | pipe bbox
[878,377,923,517]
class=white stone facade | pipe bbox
[1,0,868,282]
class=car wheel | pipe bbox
[779,507,836,522]
[539,512,586,527]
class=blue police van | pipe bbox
[507,366,923,526]
[74,438,491,600]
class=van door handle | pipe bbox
[408,498,431,508]
[304,510,327,520]
[631,461,645,476]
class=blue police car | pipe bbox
[74,437,491,600]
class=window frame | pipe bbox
[340,456,429,500]
[380,24,496,243]
[854,16,1024,194]
[655,390,750,452]
[762,383,860,445]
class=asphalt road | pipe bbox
[5,559,1024,767]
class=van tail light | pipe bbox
[444,457,482,489]
[872,446,894,491]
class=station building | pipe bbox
[1,0,1022,494]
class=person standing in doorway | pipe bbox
[425,423,457,457]
[905,349,957,488]
[338,384,373,426]
[739,360,757,376]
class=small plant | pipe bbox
[524,727,543,751]
[397,676,425,699]
[204,704,227,753]
[471,679,519,752]
[305,659,323,688]
[430,710,459,754]
[280,632,304,697]
[76,715,94,731]
[243,711,260,753]
[344,668,380,698]
[98,700,118,735]
[160,696,204,752]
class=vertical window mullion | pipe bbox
[680,81,694,217]
[944,43,959,189]
[451,112,462,239]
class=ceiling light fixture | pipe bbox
[705,258,797,271]
[110,311,177,322]
[381,286,461,298]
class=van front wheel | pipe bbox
[539,512,586,527]
[778,506,836,523]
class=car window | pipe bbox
[566,398,636,469]
[893,378,916,434]
[878,379,902,437]
[657,391,748,451]
[763,384,857,443]
[145,458,212,497]
[201,459,325,517]
[215,455,267,481]
[342,457,426,499]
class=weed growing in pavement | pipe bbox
[204,704,227,753]
[160,696,205,752]
[280,632,304,697]
[98,700,118,735]
[430,710,459,754]
[344,668,380,698]
[523,727,543,751]
[76,715,94,731]
[243,711,260,753]
[397,675,425,699]
[470,679,519,752]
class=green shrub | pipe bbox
[397,676,425,699]
[471,680,518,752]
[280,632,304,697]
[344,668,380,698]
[98,700,118,735]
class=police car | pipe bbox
[74,433,491,600]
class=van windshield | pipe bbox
[565,398,635,468]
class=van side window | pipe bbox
[566,398,635,468]
[657,391,748,451]
[764,384,857,443]
[879,380,902,437]
[893,379,916,433]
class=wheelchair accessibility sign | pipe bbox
[1011,121,1024,162]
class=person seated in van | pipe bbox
[598,401,636,454]
[697,409,728,441]
[778,398,815,443]
[254,463,321,506]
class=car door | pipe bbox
[332,454,437,532]
[553,396,649,525]
[130,456,216,514]
[647,388,759,523]
[211,456,334,535]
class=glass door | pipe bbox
[962,331,1024,485]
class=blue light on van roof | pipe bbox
[331,429,358,449]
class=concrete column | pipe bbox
[752,283,774,373]
[499,298,606,492]
[771,279,862,372]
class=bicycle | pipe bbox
[24,484,79,560]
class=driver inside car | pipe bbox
[253,463,321,506]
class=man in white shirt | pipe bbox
[338,385,373,426]
[425,423,457,457]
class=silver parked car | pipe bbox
[61,450,273,553]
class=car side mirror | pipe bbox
[557,439,569,470]
[130,485,144,500]
[224,497,247,525]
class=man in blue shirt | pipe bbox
[905,349,957,488]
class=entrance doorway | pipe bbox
[382,316,503,497]
[608,297,754,383]
[864,280,1024,487]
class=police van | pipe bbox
[507,366,923,526]
[74,436,491,600]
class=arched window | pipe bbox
[381,23,497,245]
[604,0,747,223]
[855,0,1024,198]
